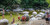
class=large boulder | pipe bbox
[35,14,42,18]
[0,19,9,25]
[36,13,45,19]
[39,12,44,15]
[32,11,37,15]
[39,12,45,18]
[29,17,38,21]
[13,8,23,12]
[23,11,29,14]
[30,15,34,18]
[41,9,45,12]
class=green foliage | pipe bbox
[15,0,21,4]
[0,0,50,9]
[46,0,50,7]
[21,0,49,9]
[0,0,17,9]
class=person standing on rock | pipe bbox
[45,12,49,24]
